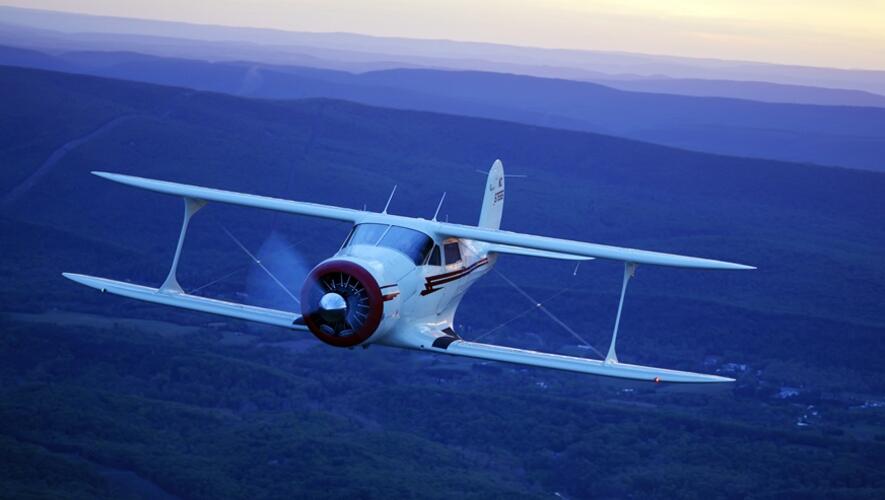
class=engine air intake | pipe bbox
[301,260,383,347]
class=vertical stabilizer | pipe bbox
[478,159,504,229]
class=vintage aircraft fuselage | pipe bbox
[301,214,494,349]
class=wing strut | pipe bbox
[606,262,637,364]
[161,197,206,293]
[63,192,309,330]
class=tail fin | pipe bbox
[478,159,505,229]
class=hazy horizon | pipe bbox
[1,0,883,72]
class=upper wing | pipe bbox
[94,171,752,270]
[411,333,732,383]
[437,222,753,270]
[92,172,363,223]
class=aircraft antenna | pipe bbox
[382,184,397,214]
[431,192,447,221]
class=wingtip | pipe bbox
[713,261,755,271]
[673,373,735,384]
[91,171,115,180]
[62,272,85,285]
[674,373,735,384]
[92,171,147,188]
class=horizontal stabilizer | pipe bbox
[434,339,732,383]
[62,273,307,330]
[485,243,594,261]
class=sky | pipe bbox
[2,0,884,70]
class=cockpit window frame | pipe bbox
[427,245,442,266]
[341,223,435,265]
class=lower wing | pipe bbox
[63,273,307,331]
[62,273,728,382]
[405,331,732,383]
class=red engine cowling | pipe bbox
[300,260,383,347]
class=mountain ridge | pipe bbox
[2,46,885,171]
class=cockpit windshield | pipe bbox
[341,223,434,265]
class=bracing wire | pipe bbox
[188,231,308,297]
[471,287,570,343]
[187,266,248,295]
[492,268,605,359]
[218,224,301,305]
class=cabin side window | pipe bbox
[444,241,462,265]
[427,245,441,266]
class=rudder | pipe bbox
[478,159,505,229]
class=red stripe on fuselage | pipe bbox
[421,258,489,295]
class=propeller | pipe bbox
[301,260,383,347]
[307,270,370,336]
[243,231,309,311]
[227,226,382,347]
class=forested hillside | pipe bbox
[2,65,884,498]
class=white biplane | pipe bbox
[64,160,753,383]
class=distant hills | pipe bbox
[3,45,884,171]
[595,77,885,108]
[3,4,885,95]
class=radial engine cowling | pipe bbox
[300,260,384,347]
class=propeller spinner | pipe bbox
[301,260,384,347]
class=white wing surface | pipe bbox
[92,172,363,223]
[93,171,752,270]
[63,273,308,330]
[420,336,732,383]
[437,223,753,270]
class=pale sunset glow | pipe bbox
[2,0,884,69]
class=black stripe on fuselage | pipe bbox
[420,258,489,296]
